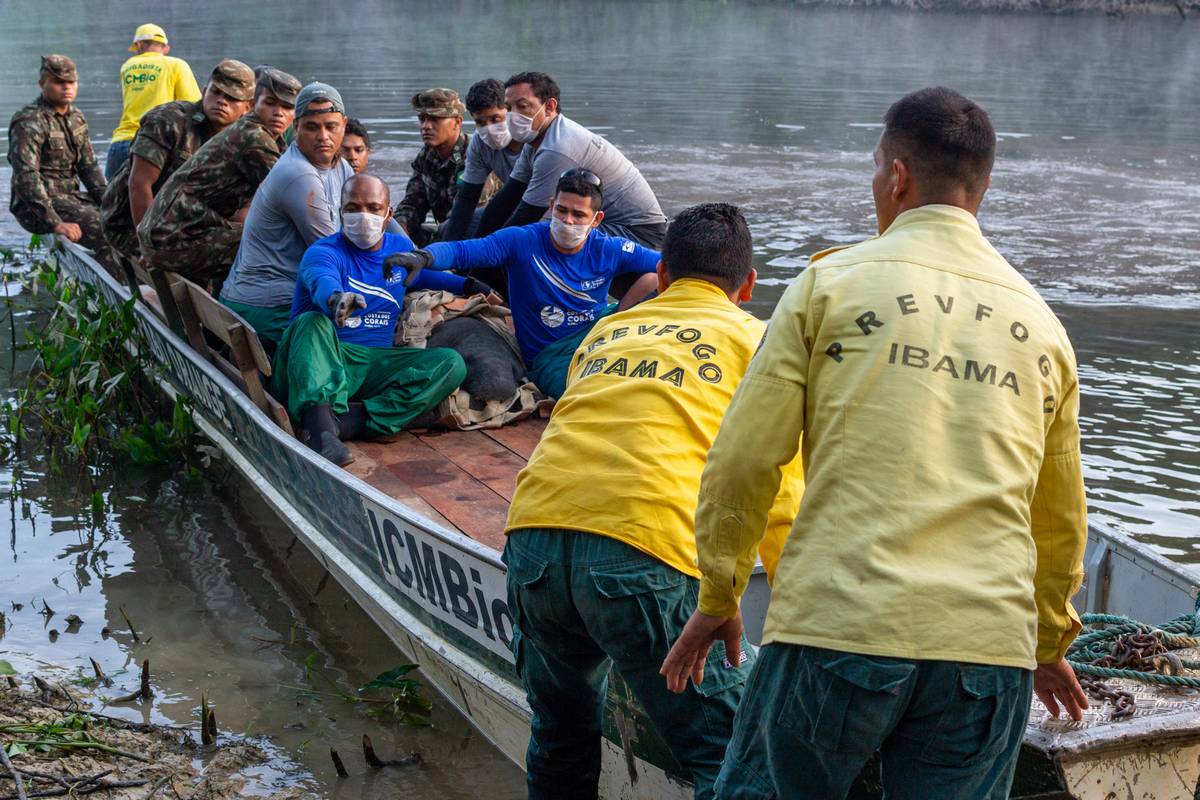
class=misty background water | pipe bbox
[1,0,1197,795]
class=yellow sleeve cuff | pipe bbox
[698,576,739,619]
[1036,599,1083,663]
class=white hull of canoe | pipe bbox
[50,240,1200,800]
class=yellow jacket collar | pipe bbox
[663,277,732,300]
[882,204,981,237]
[811,205,981,267]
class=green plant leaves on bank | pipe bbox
[5,252,196,471]
[0,659,17,675]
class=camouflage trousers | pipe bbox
[140,221,243,287]
[51,194,123,280]
[103,227,140,262]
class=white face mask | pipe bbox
[507,103,545,144]
[342,211,388,250]
[480,120,512,150]
[550,216,593,250]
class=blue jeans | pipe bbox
[105,139,132,180]
[716,644,1033,800]
[504,529,754,800]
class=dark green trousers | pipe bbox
[716,644,1033,800]
[220,299,293,354]
[269,312,466,436]
[504,528,754,800]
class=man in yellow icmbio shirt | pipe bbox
[662,87,1090,799]
[107,24,201,180]
[504,203,803,800]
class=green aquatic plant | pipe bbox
[2,243,196,474]
[290,654,433,727]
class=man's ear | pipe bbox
[545,97,558,116]
[736,268,757,305]
[591,209,605,229]
[656,260,670,294]
[891,158,910,201]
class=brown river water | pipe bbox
[2,0,1198,795]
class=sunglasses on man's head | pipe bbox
[560,168,603,191]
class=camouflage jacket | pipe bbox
[7,96,106,232]
[101,100,215,239]
[394,133,471,232]
[137,112,285,251]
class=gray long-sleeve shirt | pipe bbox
[221,143,353,308]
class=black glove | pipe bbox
[327,291,367,327]
[461,276,497,298]
[383,249,434,285]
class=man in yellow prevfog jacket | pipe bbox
[661,87,1089,799]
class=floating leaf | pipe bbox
[360,664,420,692]
[0,659,17,675]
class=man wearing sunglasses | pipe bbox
[472,71,668,252]
[385,169,659,398]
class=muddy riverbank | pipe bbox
[1,673,316,799]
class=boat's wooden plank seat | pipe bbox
[145,267,294,436]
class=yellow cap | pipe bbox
[129,23,168,52]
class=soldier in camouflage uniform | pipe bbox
[101,59,256,259]
[394,88,474,247]
[8,55,120,274]
[136,67,300,286]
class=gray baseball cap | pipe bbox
[295,82,345,118]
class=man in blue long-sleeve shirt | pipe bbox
[386,170,660,398]
[271,173,489,465]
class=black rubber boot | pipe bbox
[302,403,354,466]
[334,402,368,441]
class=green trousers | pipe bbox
[504,528,753,800]
[269,312,466,436]
[526,303,617,399]
[716,643,1033,800]
[220,299,293,355]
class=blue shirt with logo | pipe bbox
[426,222,660,363]
[291,231,467,348]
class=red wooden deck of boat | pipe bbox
[343,416,548,551]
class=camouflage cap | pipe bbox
[255,67,301,105]
[209,59,255,102]
[40,54,77,82]
[296,82,345,118]
[412,88,465,119]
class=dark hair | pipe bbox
[504,71,560,108]
[661,204,753,293]
[554,173,602,211]
[881,87,995,197]
[343,117,371,149]
[465,78,506,115]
